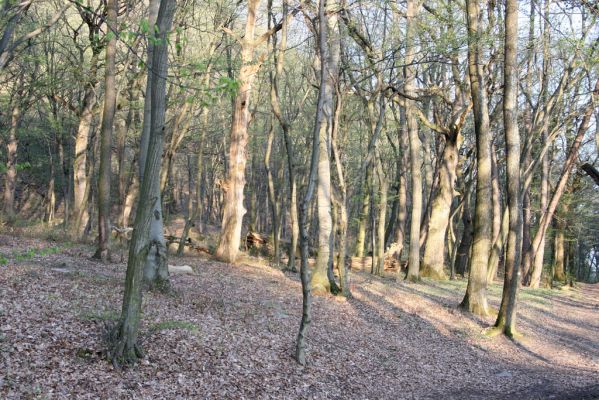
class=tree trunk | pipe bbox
[354,177,370,257]
[494,0,522,336]
[487,206,508,283]
[455,185,473,277]
[268,0,298,272]
[72,49,101,238]
[405,0,422,282]
[421,134,458,279]
[110,0,176,365]
[264,120,281,266]
[3,102,20,217]
[215,0,263,263]
[374,156,387,276]
[120,159,139,227]
[138,0,170,289]
[310,0,339,295]
[332,120,350,295]
[94,0,118,262]
[553,217,566,282]
[461,0,492,316]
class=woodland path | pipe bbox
[0,234,598,399]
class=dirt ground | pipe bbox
[1,234,598,399]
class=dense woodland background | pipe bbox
[1,0,599,375]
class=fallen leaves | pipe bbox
[0,233,598,399]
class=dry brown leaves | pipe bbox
[0,234,598,399]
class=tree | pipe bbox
[215,0,264,263]
[94,0,118,261]
[110,0,176,365]
[460,0,492,316]
[404,0,422,282]
[139,0,169,288]
[494,0,522,337]
[310,0,340,295]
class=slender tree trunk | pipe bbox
[455,184,473,277]
[487,206,508,283]
[45,142,56,223]
[332,120,350,296]
[264,119,281,266]
[94,0,118,261]
[375,156,387,276]
[297,0,331,361]
[495,0,522,336]
[461,0,492,316]
[491,144,502,246]
[268,0,297,271]
[394,107,408,265]
[3,102,20,217]
[121,159,139,227]
[405,0,422,282]
[354,177,370,257]
[110,0,176,365]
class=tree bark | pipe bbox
[495,0,522,336]
[310,0,339,295]
[94,0,118,262]
[215,0,263,263]
[72,48,101,238]
[461,0,492,316]
[553,215,566,282]
[110,0,176,365]
[421,134,459,279]
[2,101,20,217]
[405,0,422,282]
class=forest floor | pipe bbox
[0,233,598,399]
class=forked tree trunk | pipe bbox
[461,0,492,316]
[94,0,118,261]
[110,0,176,365]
